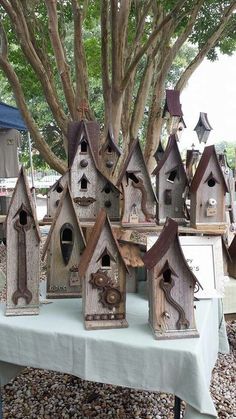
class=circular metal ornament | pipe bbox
[90,271,110,289]
[100,287,122,309]
[104,200,111,208]
[80,159,88,167]
[106,160,114,168]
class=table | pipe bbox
[0,294,229,419]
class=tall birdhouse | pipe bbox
[142,218,201,339]
[99,128,121,178]
[116,138,157,226]
[78,209,128,330]
[190,145,228,229]
[43,171,69,222]
[153,134,188,224]
[42,184,86,298]
[6,167,41,316]
[194,112,212,144]
[163,89,185,138]
[68,120,120,222]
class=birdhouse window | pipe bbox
[163,268,172,283]
[56,185,63,193]
[127,172,139,184]
[167,169,178,183]
[80,139,88,153]
[97,247,116,268]
[62,226,73,242]
[81,178,88,190]
[102,254,110,267]
[106,145,112,154]
[19,209,28,226]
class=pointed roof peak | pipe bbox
[152,134,186,178]
[163,89,183,118]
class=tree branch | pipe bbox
[101,0,111,133]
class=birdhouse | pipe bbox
[43,171,69,223]
[153,141,165,164]
[42,184,86,298]
[117,138,157,226]
[189,145,228,229]
[5,167,41,316]
[163,89,184,136]
[78,209,128,330]
[68,120,120,222]
[227,235,236,278]
[152,134,188,224]
[194,112,212,144]
[99,128,121,178]
[186,147,200,182]
[142,218,201,339]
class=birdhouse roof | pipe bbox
[152,134,187,183]
[189,145,228,193]
[153,141,165,162]
[67,120,100,167]
[194,112,212,132]
[163,89,183,117]
[47,171,69,194]
[42,184,86,260]
[142,217,202,287]
[101,128,121,156]
[6,166,41,241]
[78,209,129,277]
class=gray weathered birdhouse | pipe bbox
[42,184,86,298]
[117,138,157,226]
[190,145,228,229]
[43,171,69,223]
[142,218,201,340]
[68,120,120,222]
[194,112,212,144]
[153,134,188,224]
[99,128,121,178]
[78,209,128,330]
[5,167,41,316]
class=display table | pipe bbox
[0,295,229,419]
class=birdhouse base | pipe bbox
[121,222,156,228]
[158,217,188,226]
[5,305,39,316]
[191,222,226,232]
[150,323,199,340]
[85,318,128,330]
[47,292,82,299]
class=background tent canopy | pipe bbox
[0,102,27,131]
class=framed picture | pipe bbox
[146,235,225,298]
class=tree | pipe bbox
[0,0,236,174]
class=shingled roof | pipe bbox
[163,89,183,117]
[189,145,228,194]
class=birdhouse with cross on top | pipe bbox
[5,167,41,316]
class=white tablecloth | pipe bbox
[0,295,229,419]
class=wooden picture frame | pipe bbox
[147,235,225,298]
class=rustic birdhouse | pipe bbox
[163,89,184,137]
[153,141,165,164]
[99,128,121,178]
[227,235,236,278]
[117,138,157,226]
[5,167,41,316]
[142,217,201,339]
[78,209,128,330]
[43,171,69,223]
[189,145,228,229]
[68,120,120,222]
[194,112,212,144]
[186,147,200,182]
[42,184,86,298]
[152,134,188,224]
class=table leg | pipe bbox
[174,396,181,419]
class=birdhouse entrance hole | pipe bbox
[106,145,112,154]
[127,172,139,184]
[163,268,172,283]
[19,209,28,226]
[102,254,110,267]
[207,178,216,187]
[62,227,73,242]
[167,170,177,183]
[81,178,88,190]
[56,185,63,193]
[80,140,88,153]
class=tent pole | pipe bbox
[27,132,37,207]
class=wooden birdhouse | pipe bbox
[194,112,212,144]
[117,138,157,226]
[186,147,200,182]
[68,120,120,222]
[163,89,185,137]
[142,218,201,339]
[78,209,128,330]
[152,134,188,224]
[190,145,228,229]
[5,167,41,316]
[42,184,86,298]
[99,128,121,178]
[43,171,69,223]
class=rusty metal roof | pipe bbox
[189,145,228,194]
[163,89,183,117]
[118,241,144,267]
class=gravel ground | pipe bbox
[0,242,236,419]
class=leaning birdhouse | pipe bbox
[194,112,212,144]
[5,167,41,316]
[153,134,188,224]
[78,209,128,330]
[43,171,69,223]
[117,138,157,226]
[190,145,228,229]
[68,120,120,222]
[99,128,121,178]
[42,184,86,298]
[142,218,201,340]
[163,89,185,137]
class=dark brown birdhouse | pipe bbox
[163,89,185,137]
[42,184,86,298]
[78,209,128,330]
[117,138,157,226]
[190,145,228,229]
[194,112,212,144]
[153,134,188,224]
[99,128,121,178]
[5,167,41,316]
[43,171,69,223]
[142,218,201,339]
[67,120,120,222]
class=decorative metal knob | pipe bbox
[80,159,88,167]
